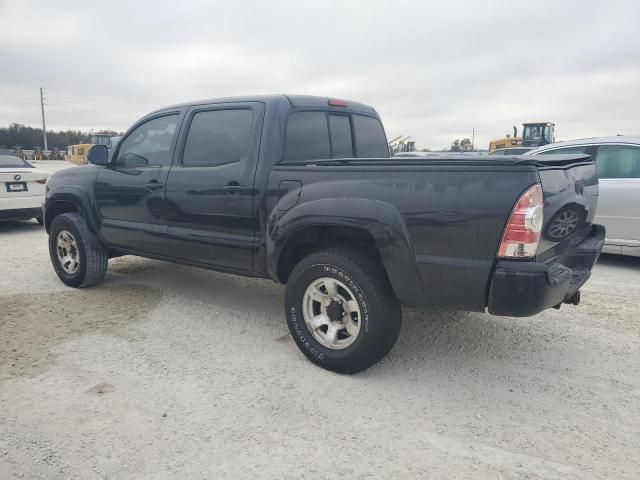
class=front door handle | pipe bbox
[146,181,164,192]
[223,181,244,195]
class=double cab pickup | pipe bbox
[44,95,604,372]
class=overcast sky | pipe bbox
[1,0,639,150]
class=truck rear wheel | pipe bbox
[284,248,401,373]
[48,213,108,288]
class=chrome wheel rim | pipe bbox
[302,277,362,350]
[56,230,80,274]
[548,210,579,239]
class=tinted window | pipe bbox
[117,115,179,167]
[536,145,590,155]
[284,112,330,161]
[594,145,640,179]
[0,155,33,168]
[328,115,353,158]
[353,115,389,158]
[182,109,254,167]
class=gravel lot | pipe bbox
[1,221,639,479]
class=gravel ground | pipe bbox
[1,221,639,479]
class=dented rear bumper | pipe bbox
[488,224,605,317]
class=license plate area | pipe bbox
[6,182,27,192]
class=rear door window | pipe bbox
[594,145,640,178]
[352,115,389,158]
[284,112,330,161]
[182,109,254,167]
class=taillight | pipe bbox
[35,178,48,184]
[498,184,544,258]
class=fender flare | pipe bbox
[267,197,426,306]
[45,186,105,247]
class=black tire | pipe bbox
[48,212,108,288]
[285,248,402,374]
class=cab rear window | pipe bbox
[284,111,389,161]
[283,112,330,161]
[352,115,389,158]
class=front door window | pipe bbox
[116,115,179,168]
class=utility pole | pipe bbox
[40,87,48,151]
[471,128,475,151]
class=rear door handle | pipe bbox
[146,181,164,192]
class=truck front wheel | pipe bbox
[284,248,401,373]
[48,213,108,288]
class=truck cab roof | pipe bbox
[154,94,379,117]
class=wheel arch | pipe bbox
[44,200,79,232]
[44,187,99,234]
[267,197,426,306]
[276,224,383,283]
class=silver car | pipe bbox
[527,136,640,256]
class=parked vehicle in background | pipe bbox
[393,151,443,157]
[395,152,485,158]
[489,122,555,152]
[66,144,93,165]
[527,136,640,257]
[488,147,533,156]
[0,155,50,223]
[43,95,604,373]
[66,136,122,165]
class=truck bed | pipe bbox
[269,154,598,311]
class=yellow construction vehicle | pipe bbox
[66,144,93,165]
[489,122,555,152]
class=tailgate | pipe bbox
[534,154,599,258]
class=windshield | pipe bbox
[0,155,34,168]
[523,125,542,142]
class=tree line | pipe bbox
[450,138,476,152]
[0,123,121,150]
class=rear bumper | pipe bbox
[0,195,43,221]
[0,195,43,210]
[0,206,42,221]
[488,224,605,317]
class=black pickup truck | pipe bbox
[44,95,604,373]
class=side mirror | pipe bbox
[87,144,109,165]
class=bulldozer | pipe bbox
[65,135,121,165]
[65,143,93,165]
[489,122,555,152]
